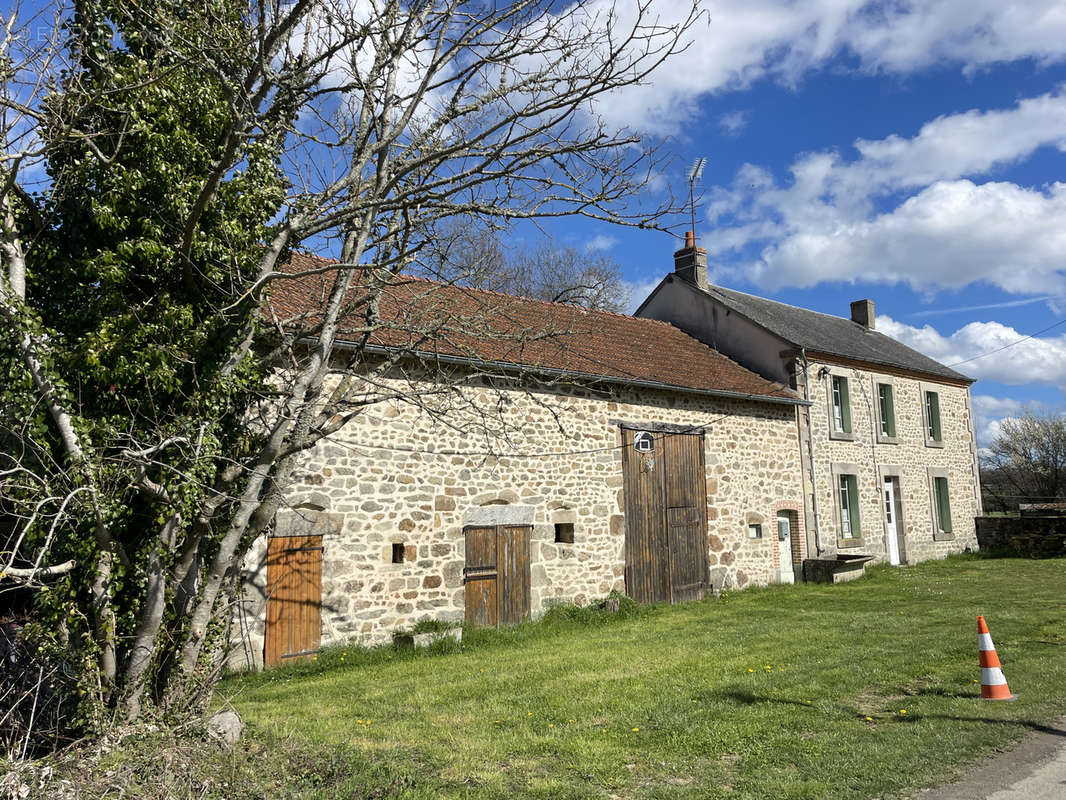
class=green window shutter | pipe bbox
[840,378,852,433]
[935,477,952,533]
[927,392,942,441]
[879,384,896,437]
[847,474,861,537]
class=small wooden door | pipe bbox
[464,525,531,627]
[622,429,708,604]
[264,535,323,667]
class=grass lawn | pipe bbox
[221,556,1066,799]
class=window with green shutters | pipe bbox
[831,376,852,434]
[838,473,860,539]
[877,383,896,438]
[933,476,952,534]
[925,390,942,443]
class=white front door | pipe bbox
[884,477,900,565]
[776,513,795,584]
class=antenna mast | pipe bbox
[686,157,707,244]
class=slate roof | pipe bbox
[703,284,972,383]
[270,252,800,404]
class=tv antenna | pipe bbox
[686,157,707,244]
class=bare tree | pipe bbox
[419,219,631,311]
[0,0,701,731]
[982,410,1066,511]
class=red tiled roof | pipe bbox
[269,252,799,404]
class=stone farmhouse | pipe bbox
[234,262,808,668]
[636,235,981,577]
[234,235,981,668]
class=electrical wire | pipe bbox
[317,413,735,461]
[945,316,1066,368]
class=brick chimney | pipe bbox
[674,231,708,290]
[850,299,875,330]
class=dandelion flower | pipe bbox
[632,727,639,732]
[899,709,907,715]
[748,668,754,673]
[865,716,873,721]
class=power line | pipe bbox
[319,415,733,461]
[946,316,1066,368]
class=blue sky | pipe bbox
[528,0,1066,447]
[16,1,1063,446]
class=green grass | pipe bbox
[220,556,1066,799]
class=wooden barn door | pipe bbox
[463,526,531,627]
[622,429,708,604]
[264,535,323,667]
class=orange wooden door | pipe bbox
[264,535,322,667]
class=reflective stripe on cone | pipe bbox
[977,615,1016,701]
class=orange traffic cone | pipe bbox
[977,616,1016,701]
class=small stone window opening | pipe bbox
[391,542,405,564]
[748,524,763,539]
[554,522,575,544]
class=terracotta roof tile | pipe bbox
[270,252,799,404]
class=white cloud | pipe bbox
[878,315,1066,388]
[970,395,1049,447]
[753,180,1066,294]
[718,110,750,136]
[877,318,1066,445]
[624,277,664,313]
[706,90,1066,294]
[574,1,1066,133]
[584,234,619,253]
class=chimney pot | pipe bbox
[851,299,875,330]
[684,230,695,249]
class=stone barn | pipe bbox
[233,268,808,668]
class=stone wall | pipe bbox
[802,361,980,563]
[235,378,805,666]
[975,515,1066,557]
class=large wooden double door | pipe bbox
[463,525,531,627]
[621,429,709,604]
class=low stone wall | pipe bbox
[975,515,1066,558]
